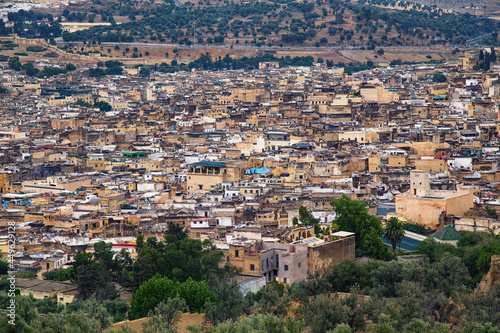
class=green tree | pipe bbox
[178,277,215,313]
[131,235,227,289]
[214,35,225,43]
[43,267,73,281]
[8,57,21,71]
[0,294,113,332]
[415,238,457,263]
[457,282,500,329]
[66,63,76,71]
[142,297,188,333]
[0,259,8,275]
[139,67,150,77]
[71,243,118,301]
[212,314,304,333]
[129,277,214,320]
[330,195,389,259]
[72,297,113,328]
[102,298,129,323]
[289,277,332,303]
[432,72,447,83]
[256,281,289,316]
[37,66,65,78]
[205,278,250,326]
[166,224,187,241]
[329,323,352,333]
[371,260,406,298]
[76,261,118,301]
[457,231,491,248]
[299,294,350,333]
[21,62,39,76]
[93,101,112,111]
[129,277,179,320]
[114,248,133,285]
[402,222,429,235]
[298,206,319,226]
[384,217,405,252]
[136,234,145,252]
[428,254,470,298]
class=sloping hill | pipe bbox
[55,0,498,47]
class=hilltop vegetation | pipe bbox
[2,0,499,48]
[60,0,497,47]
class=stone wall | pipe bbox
[307,235,355,277]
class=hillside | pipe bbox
[4,0,499,48]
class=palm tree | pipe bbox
[384,217,405,252]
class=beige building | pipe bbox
[16,279,77,306]
[339,131,378,144]
[228,240,309,285]
[396,170,474,228]
[186,160,245,194]
[414,158,448,173]
[360,84,399,103]
[22,177,91,194]
[263,131,291,151]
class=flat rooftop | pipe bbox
[16,279,76,293]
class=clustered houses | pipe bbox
[2,48,500,294]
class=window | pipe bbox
[284,278,287,284]
[284,265,289,271]
[196,232,200,237]
[266,258,269,268]
[298,262,301,268]
[235,250,239,258]
[227,256,229,262]
[250,264,255,271]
